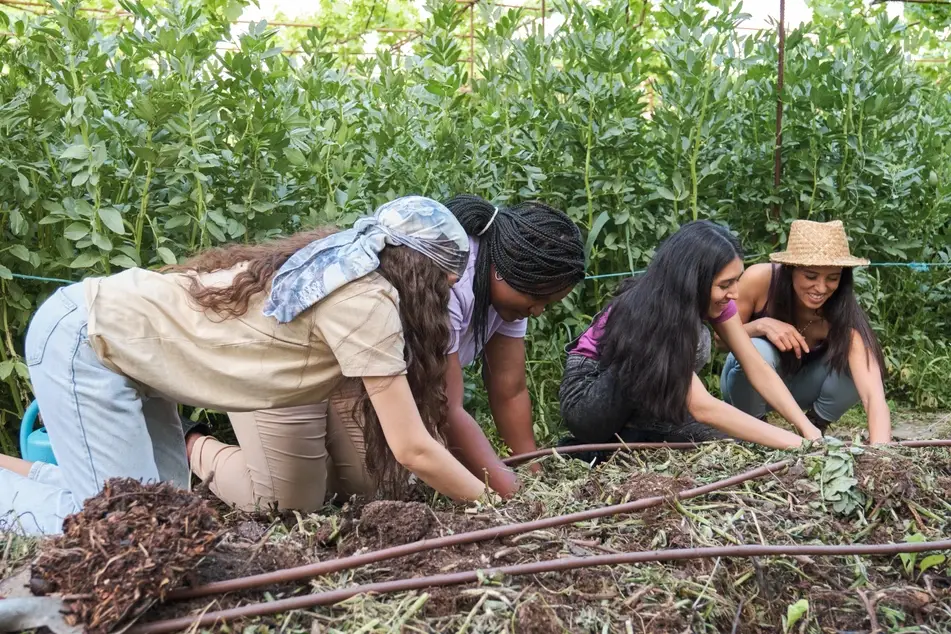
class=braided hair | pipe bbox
[443,194,585,351]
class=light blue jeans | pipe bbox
[0,283,189,535]
[720,337,859,423]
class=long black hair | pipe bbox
[443,194,585,350]
[597,220,742,423]
[767,265,885,377]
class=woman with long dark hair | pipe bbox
[0,196,488,535]
[721,220,890,442]
[181,193,586,508]
[559,220,820,448]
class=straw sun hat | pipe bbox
[769,219,870,268]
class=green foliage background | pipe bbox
[1,0,949,454]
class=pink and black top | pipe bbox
[569,300,738,360]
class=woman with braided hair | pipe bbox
[439,194,585,496]
[180,194,585,508]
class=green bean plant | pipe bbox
[1,0,949,453]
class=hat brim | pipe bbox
[769,252,870,267]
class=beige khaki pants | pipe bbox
[189,381,375,512]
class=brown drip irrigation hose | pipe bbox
[501,441,705,465]
[168,459,794,601]
[133,538,951,634]
[503,438,951,466]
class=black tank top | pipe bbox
[755,265,828,363]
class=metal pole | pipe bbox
[772,0,786,220]
[469,1,475,88]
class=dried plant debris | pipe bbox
[5,443,951,633]
[30,478,221,634]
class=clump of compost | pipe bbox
[31,478,221,634]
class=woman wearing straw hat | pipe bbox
[721,220,890,443]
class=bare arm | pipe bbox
[363,375,486,501]
[715,314,822,440]
[483,334,538,456]
[848,331,891,444]
[687,374,804,449]
[443,353,521,497]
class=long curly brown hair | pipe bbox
[166,230,451,492]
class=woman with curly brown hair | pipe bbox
[183,194,586,509]
[0,196,487,535]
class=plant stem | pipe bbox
[689,66,713,221]
[135,162,153,258]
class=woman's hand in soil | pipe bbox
[470,489,505,511]
[364,376,486,501]
[799,422,823,442]
[751,318,810,359]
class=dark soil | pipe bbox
[515,596,563,634]
[30,478,221,634]
[357,500,433,547]
[612,472,696,500]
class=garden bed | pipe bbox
[4,437,950,633]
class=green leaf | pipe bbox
[825,477,858,495]
[69,252,100,268]
[64,223,90,241]
[251,201,277,213]
[60,145,91,160]
[223,0,244,21]
[99,207,127,235]
[284,147,307,166]
[656,186,677,200]
[584,211,611,266]
[0,360,13,380]
[129,146,158,162]
[18,172,29,195]
[110,254,138,269]
[8,245,30,262]
[165,215,191,230]
[0,264,11,280]
[919,554,945,573]
[9,210,27,236]
[72,171,90,187]
[91,233,113,252]
[784,599,809,632]
[156,247,178,266]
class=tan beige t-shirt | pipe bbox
[83,267,406,412]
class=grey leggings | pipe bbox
[558,328,726,444]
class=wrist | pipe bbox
[747,319,765,338]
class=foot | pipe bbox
[180,415,210,457]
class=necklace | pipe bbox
[797,313,820,335]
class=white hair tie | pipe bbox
[477,206,500,236]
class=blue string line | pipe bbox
[582,261,950,281]
[8,273,77,284]
[6,261,950,285]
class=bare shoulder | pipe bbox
[739,263,774,299]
